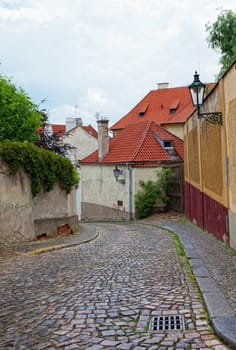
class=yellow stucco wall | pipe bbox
[223,63,236,248]
[163,124,184,140]
[184,114,201,190]
[184,61,236,248]
[224,64,236,213]
[185,76,229,207]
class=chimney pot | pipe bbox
[157,82,169,90]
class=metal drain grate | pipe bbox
[151,315,185,331]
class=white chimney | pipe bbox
[97,119,109,161]
[157,82,169,90]
[66,117,77,132]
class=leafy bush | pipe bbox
[135,180,158,219]
[135,168,174,219]
[0,140,79,196]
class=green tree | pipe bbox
[206,9,236,77]
[0,75,42,142]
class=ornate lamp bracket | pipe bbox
[198,111,223,125]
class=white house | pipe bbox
[80,119,184,221]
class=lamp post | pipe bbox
[188,71,222,125]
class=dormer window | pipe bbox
[170,108,177,114]
[164,141,173,149]
[139,104,149,117]
[169,100,179,114]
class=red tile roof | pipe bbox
[111,84,215,131]
[39,124,98,138]
[111,86,194,131]
[81,121,184,165]
[82,125,98,138]
[51,124,66,136]
[38,124,66,136]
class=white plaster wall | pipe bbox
[81,164,162,218]
[63,127,98,161]
[133,167,162,194]
[81,165,130,212]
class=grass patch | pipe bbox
[196,226,204,233]
[73,226,80,234]
[178,216,190,223]
[172,233,186,257]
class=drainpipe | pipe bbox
[126,163,133,220]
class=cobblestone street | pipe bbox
[0,224,230,349]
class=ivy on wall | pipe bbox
[0,141,79,196]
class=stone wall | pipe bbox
[0,158,78,243]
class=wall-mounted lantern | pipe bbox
[188,71,222,125]
[113,165,122,181]
[113,165,125,184]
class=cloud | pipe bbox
[1,0,236,128]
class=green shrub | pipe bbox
[0,140,79,196]
[135,180,158,219]
[135,168,174,219]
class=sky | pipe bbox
[1,0,236,129]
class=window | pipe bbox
[164,141,173,148]
[170,108,177,114]
[138,104,149,117]
[169,100,179,114]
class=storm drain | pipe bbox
[150,315,185,331]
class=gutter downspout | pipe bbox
[126,163,133,220]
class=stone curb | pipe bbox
[161,225,236,349]
[25,230,100,255]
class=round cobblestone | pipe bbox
[0,224,230,349]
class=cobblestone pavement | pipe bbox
[0,224,97,259]
[0,223,230,349]
[142,214,236,314]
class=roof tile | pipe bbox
[111,86,194,130]
[81,121,184,164]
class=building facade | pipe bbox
[184,61,236,249]
[81,119,184,221]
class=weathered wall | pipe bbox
[184,61,236,248]
[224,62,236,249]
[33,183,78,238]
[63,126,97,161]
[81,164,131,220]
[81,164,163,221]
[0,161,35,242]
[0,159,78,242]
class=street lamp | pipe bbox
[188,71,222,125]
